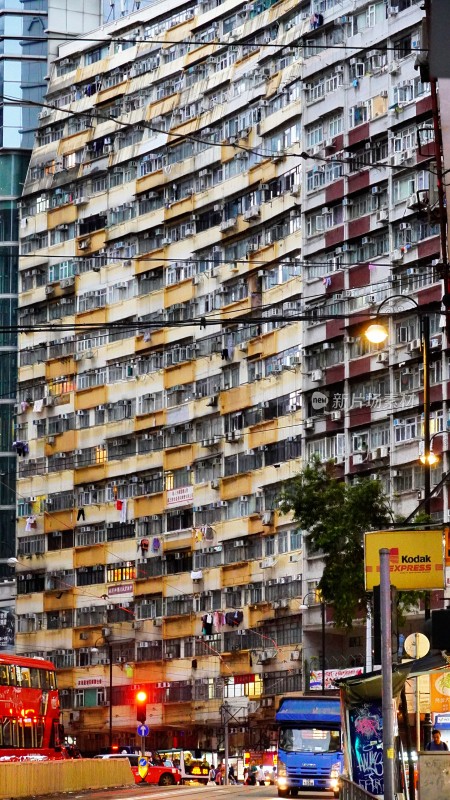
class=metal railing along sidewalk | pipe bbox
[340,776,380,800]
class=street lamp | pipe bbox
[91,634,113,750]
[300,591,326,694]
[365,295,434,515]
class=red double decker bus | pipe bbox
[0,653,65,761]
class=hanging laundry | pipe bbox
[225,610,244,627]
[204,525,214,541]
[120,499,127,523]
[194,527,203,543]
[213,611,224,631]
[76,508,85,522]
[152,537,161,552]
[13,441,29,457]
[20,401,29,413]
[25,516,37,531]
[33,399,44,413]
[201,614,213,635]
[115,500,123,511]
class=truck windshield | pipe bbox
[279,728,340,753]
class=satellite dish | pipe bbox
[404,632,430,659]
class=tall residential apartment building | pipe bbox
[15,0,441,754]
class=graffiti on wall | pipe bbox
[348,702,384,797]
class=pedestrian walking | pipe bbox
[256,765,266,785]
[209,765,216,784]
[228,764,237,784]
[426,729,449,751]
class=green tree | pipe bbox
[280,457,393,629]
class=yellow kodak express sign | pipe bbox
[364,529,444,590]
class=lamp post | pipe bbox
[365,295,435,515]
[300,592,326,694]
[92,636,113,750]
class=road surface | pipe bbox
[40,784,333,800]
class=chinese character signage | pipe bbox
[167,486,193,507]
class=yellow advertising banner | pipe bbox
[430,671,450,714]
[364,529,444,590]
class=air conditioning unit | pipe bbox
[353,454,364,465]
[407,339,421,353]
[211,479,219,489]
[311,369,323,382]
[392,249,403,263]
[258,648,277,663]
[380,446,389,458]
[290,651,301,661]
[260,556,276,569]
[153,617,162,627]
[331,410,342,421]
[220,218,237,232]
[262,511,274,526]
[376,351,389,364]
[305,418,315,429]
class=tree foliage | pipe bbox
[280,457,393,629]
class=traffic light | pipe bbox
[136,690,147,724]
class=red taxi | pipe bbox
[93,753,182,785]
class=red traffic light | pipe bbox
[136,690,147,724]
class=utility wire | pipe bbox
[0,34,430,52]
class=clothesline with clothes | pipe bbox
[201,610,244,634]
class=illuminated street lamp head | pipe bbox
[365,322,389,344]
[419,451,439,467]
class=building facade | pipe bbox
[15,0,443,755]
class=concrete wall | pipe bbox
[47,0,103,64]
[0,759,134,798]
[418,752,450,800]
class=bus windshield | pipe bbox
[279,728,341,754]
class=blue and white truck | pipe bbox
[276,696,344,797]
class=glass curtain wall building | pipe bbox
[0,0,48,576]
[0,0,102,578]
